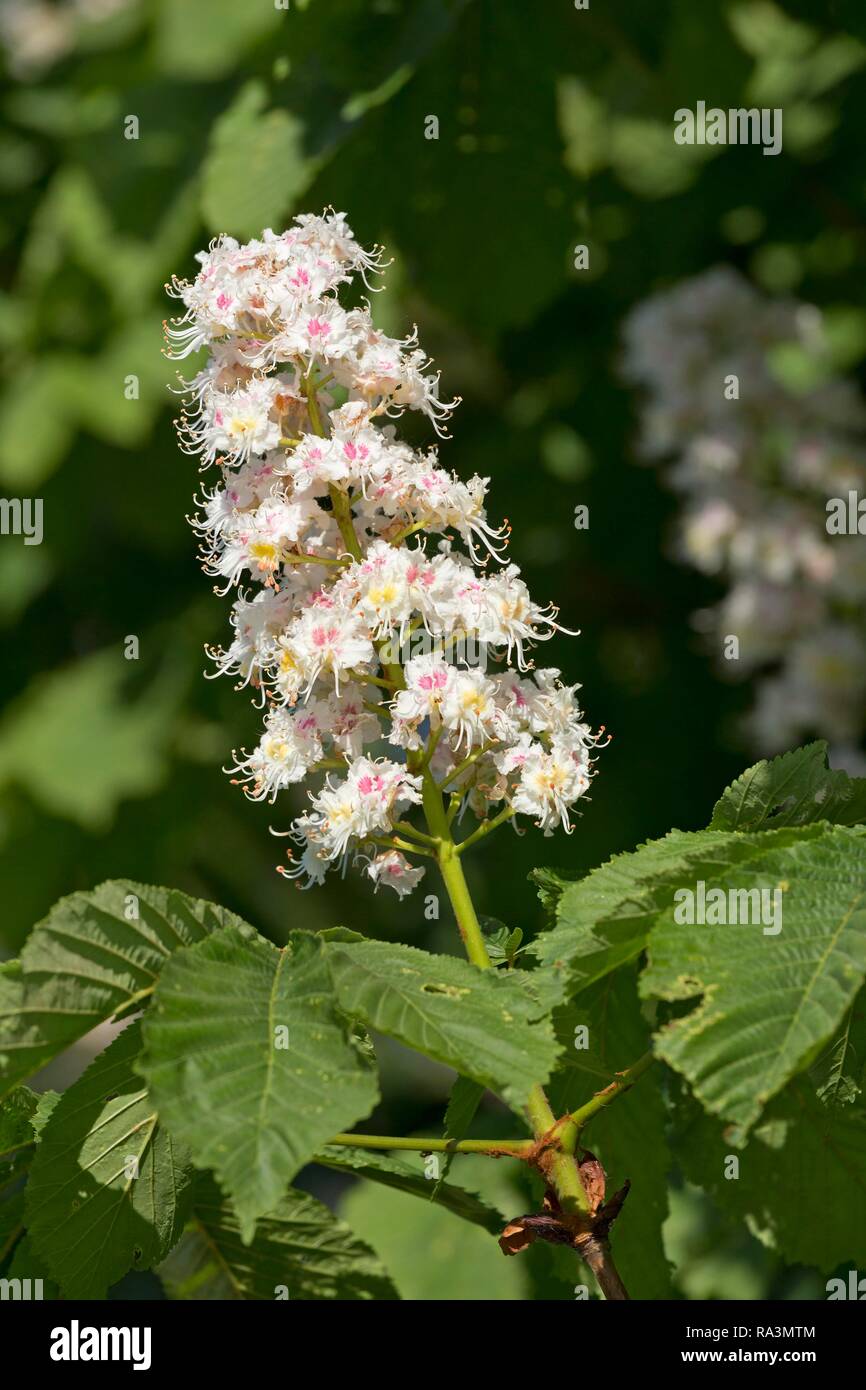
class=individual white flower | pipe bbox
[388,653,455,749]
[523,668,588,737]
[440,668,513,752]
[304,758,422,859]
[280,601,376,696]
[326,683,382,757]
[476,565,570,669]
[507,734,592,834]
[281,300,360,368]
[205,586,297,693]
[228,705,325,802]
[365,850,426,898]
[178,374,291,467]
[206,494,326,588]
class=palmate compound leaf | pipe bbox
[25,1020,193,1299]
[315,1144,503,1234]
[0,881,247,1101]
[545,966,673,1300]
[138,925,379,1241]
[670,1075,866,1273]
[641,823,866,1135]
[158,1173,398,1301]
[710,741,866,831]
[324,939,561,1115]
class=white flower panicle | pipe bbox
[169,210,605,894]
[623,266,866,765]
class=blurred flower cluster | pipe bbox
[0,0,136,79]
[169,211,604,895]
[623,267,866,765]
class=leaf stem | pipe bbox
[370,835,437,859]
[283,551,347,568]
[439,741,496,790]
[565,1051,655,1146]
[327,1132,533,1157]
[455,805,515,855]
[392,820,439,847]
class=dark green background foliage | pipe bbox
[1,0,865,1299]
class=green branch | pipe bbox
[420,770,590,1215]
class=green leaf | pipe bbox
[154,0,282,79]
[530,829,733,996]
[0,881,246,1100]
[30,1090,60,1138]
[641,824,866,1134]
[546,968,672,1299]
[329,2,571,333]
[6,1234,60,1300]
[0,359,79,487]
[139,926,378,1240]
[315,1144,502,1233]
[0,1084,38,1163]
[481,917,526,967]
[159,1173,398,1301]
[671,1077,866,1272]
[25,1021,194,1299]
[436,1073,485,1184]
[811,989,866,1108]
[325,939,561,1114]
[443,1073,486,1141]
[710,742,866,831]
[201,82,316,240]
[0,648,185,830]
[0,1190,25,1264]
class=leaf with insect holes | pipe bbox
[139,925,379,1241]
[710,741,866,832]
[325,939,561,1114]
[641,823,866,1135]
